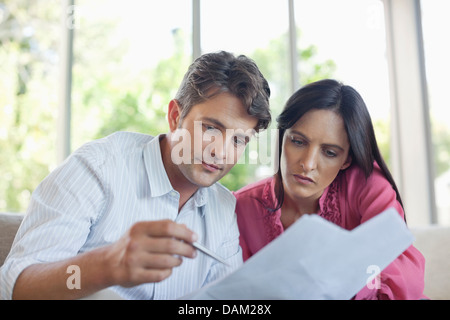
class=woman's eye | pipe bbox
[290,136,304,146]
[324,149,337,157]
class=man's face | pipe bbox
[169,92,258,188]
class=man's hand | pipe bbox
[13,219,197,299]
[105,219,198,287]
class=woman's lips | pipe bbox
[293,174,314,185]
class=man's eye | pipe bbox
[203,124,219,133]
[233,136,248,146]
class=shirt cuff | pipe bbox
[0,257,42,300]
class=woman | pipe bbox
[233,79,426,300]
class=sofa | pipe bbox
[1,211,449,299]
[0,213,24,268]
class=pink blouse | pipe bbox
[233,163,426,300]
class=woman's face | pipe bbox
[280,108,352,203]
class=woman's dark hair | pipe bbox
[274,79,404,214]
[175,51,271,132]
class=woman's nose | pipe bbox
[300,148,318,172]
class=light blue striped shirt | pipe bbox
[0,132,243,300]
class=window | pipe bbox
[1,0,441,227]
[71,0,192,151]
[295,0,391,161]
[421,0,450,226]
[0,0,61,212]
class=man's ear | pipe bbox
[341,155,352,170]
[168,99,181,132]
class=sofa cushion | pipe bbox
[0,213,24,266]
[412,225,450,300]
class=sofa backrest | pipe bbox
[0,212,24,266]
[412,225,450,300]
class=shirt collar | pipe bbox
[194,187,207,208]
[143,134,208,212]
[143,134,174,197]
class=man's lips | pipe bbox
[201,161,222,172]
[293,174,314,184]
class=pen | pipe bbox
[192,242,230,267]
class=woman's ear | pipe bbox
[341,155,352,170]
[167,99,181,132]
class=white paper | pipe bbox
[183,207,414,300]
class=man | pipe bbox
[0,51,271,299]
